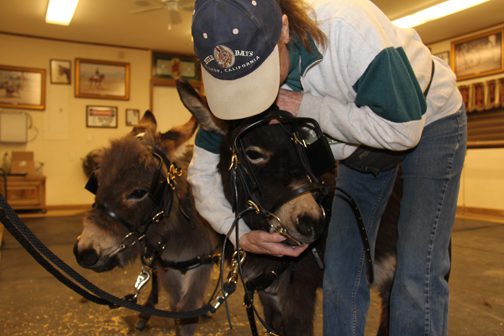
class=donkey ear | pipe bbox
[82,147,105,178]
[140,110,157,126]
[175,79,227,135]
[132,110,157,135]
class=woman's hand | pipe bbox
[275,89,303,116]
[238,230,308,257]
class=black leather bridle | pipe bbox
[85,144,180,257]
[228,106,335,245]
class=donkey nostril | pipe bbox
[76,247,99,267]
[297,215,316,236]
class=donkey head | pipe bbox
[177,80,332,245]
[74,111,197,272]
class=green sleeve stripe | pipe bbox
[352,47,426,123]
[195,128,223,154]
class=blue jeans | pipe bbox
[323,107,467,336]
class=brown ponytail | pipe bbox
[277,0,327,51]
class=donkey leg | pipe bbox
[259,284,317,336]
[172,266,213,336]
[135,270,159,330]
[258,292,285,334]
[373,255,396,336]
[376,284,391,336]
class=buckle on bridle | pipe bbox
[167,163,183,190]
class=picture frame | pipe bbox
[458,85,471,112]
[76,58,130,100]
[485,79,499,110]
[433,51,450,66]
[471,82,485,112]
[86,105,118,128]
[499,77,504,108]
[0,65,46,110]
[152,51,201,84]
[125,108,140,126]
[451,29,504,80]
[50,59,71,85]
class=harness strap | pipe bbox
[244,288,260,336]
[158,252,221,274]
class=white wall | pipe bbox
[0,33,152,206]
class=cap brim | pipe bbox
[201,46,280,120]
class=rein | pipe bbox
[0,195,218,319]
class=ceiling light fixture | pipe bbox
[392,0,491,28]
[45,0,80,26]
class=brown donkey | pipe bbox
[74,111,220,336]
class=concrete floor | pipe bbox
[0,213,503,336]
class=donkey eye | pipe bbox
[127,189,148,200]
[245,146,269,165]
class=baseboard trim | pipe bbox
[46,204,92,211]
[457,206,504,224]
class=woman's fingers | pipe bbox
[239,231,309,257]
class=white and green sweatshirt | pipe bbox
[297,0,462,159]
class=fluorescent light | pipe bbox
[46,0,79,26]
[393,0,490,28]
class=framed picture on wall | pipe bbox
[0,65,46,110]
[458,85,471,112]
[485,79,499,110]
[86,105,118,128]
[499,77,504,108]
[152,52,201,84]
[50,59,71,84]
[125,108,140,126]
[451,29,503,80]
[76,58,130,100]
[471,82,485,112]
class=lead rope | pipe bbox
[0,195,230,319]
[335,187,374,284]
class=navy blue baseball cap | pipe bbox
[192,0,283,120]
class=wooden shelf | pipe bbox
[0,175,46,212]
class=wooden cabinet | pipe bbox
[0,175,46,212]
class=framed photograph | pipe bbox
[499,77,504,108]
[485,79,499,110]
[452,29,503,80]
[125,108,140,126]
[50,59,71,84]
[458,85,471,112]
[86,105,118,128]
[0,65,46,110]
[433,51,450,66]
[152,52,200,83]
[471,82,485,112]
[76,58,130,100]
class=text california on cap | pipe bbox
[192,0,283,120]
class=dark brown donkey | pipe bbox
[73,111,220,336]
[176,80,399,336]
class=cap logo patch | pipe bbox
[214,45,235,69]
